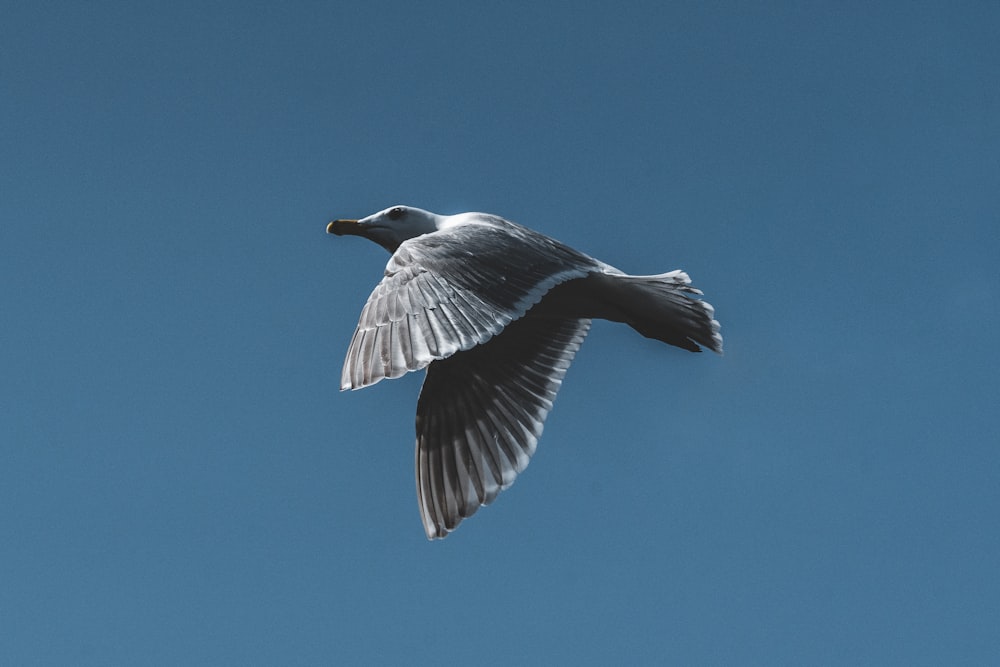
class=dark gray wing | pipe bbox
[341,219,598,390]
[415,314,592,539]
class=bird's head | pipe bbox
[327,205,444,253]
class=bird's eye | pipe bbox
[387,207,406,221]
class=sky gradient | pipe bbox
[2,2,999,664]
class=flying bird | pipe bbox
[327,205,722,539]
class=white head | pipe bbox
[327,205,446,253]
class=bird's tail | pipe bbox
[605,270,723,354]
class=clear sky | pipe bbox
[2,2,998,664]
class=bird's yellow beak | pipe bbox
[327,219,359,235]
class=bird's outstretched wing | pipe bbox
[415,314,592,539]
[341,220,597,390]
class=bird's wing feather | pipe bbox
[342,220,597,390]
[414,314,592,539]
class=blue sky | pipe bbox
[2,1,998,664]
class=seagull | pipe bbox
[327,205,722,539]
